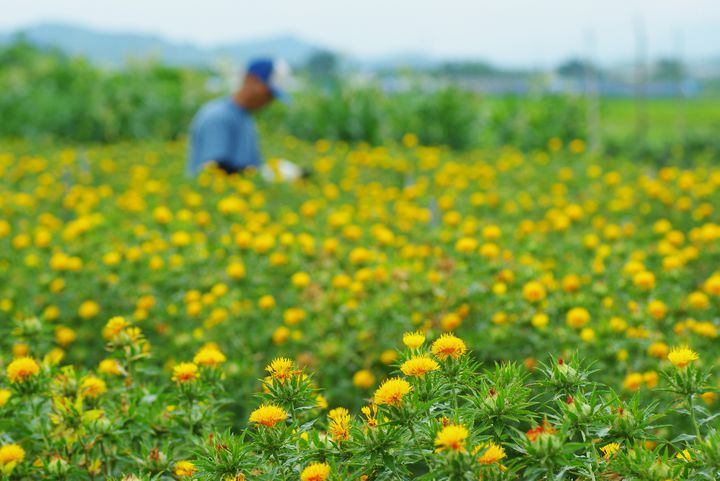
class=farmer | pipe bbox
[187,58,293,177]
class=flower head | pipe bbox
[676,449,692,462]
[172,362,199,383]
[402,331,425,349]
[0,389,11,407]
[431,334,467,360]
[373,377,411,406]
[328,407,351,442]
[600,442,621,459]
[361,404,378,427]
[474,441,506,464]
[98,359,123,376]
[174,460,196,477]
[400,355,439,377]
[80,375,107,398]
[352,369,375,389]
[102,316,129,340]
[434,424,469,452]
[566,307,590,328]
[249,404,288,427]
[266,357,296,382]
[668,346,699,368]
[193,345,227,367]
[522,281,546,302]
[6,357,40,383]
[526,420,556,442]
[0,444,25,466]
[300,461,330,481]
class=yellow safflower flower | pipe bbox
[300,462,330,481]
[400,355,439,377]
[249,404,288,427]
[102,316,129,340]
[522,281,546,302]
[172,362,199,383]
[78,300,101,319]
[531,313,549,329]
[174,460,196,477]
[0,444,25,466]
[6,357,40,383]
[98,359,123,376]
[402,331,425,349]
[291,271,311,288]
[193,346,227,367]
[0,389,11,406]
[623,372,643,391]
[434,424,469,452]
[373,378,411,406]
[431,334,467,360]
[328,407,350,442]
[352,369,375,389]
[258,295,276,310]
[668,346,699,368]
[566,307,590,329]
[266,357,295,382]
[226,261,246,280]
[600,442,621,459]
[272,326,291,345]
[647,342,668,359]
[475,441,506,464]
[79,376,107,398]
[55,326,77,347]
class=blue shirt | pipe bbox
[187,97,262,176]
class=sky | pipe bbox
[2,0,719,67]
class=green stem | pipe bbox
[186,392,196,435]
[688,394,701,439]
[408,423,432,468]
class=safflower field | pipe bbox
[1,134,719,481]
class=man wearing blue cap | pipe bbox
[187,58,292,177]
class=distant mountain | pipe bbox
[353,52,441,71]
[0,22,324,67]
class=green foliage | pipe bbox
[3,41,719,159]
[0,41,212,142]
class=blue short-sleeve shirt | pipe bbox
[187,97,262,176]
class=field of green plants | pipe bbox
[1,42,720,481]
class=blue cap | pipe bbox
[247,58,291,102]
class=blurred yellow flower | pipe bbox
[78,300,101,319]
[172,362,199,383]
[193,346,226,367]
[475,441,506,464]
[0,444,25,467]
[352,369,375,389]
[174,460,196,477]
[434,424,469,452]
[0,389,11,407]
[6,357,40,383]
[566,307,590,329]
[79,376,107,398]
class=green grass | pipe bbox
[596,97,720,145]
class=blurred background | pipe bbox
[1,0,719,160]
